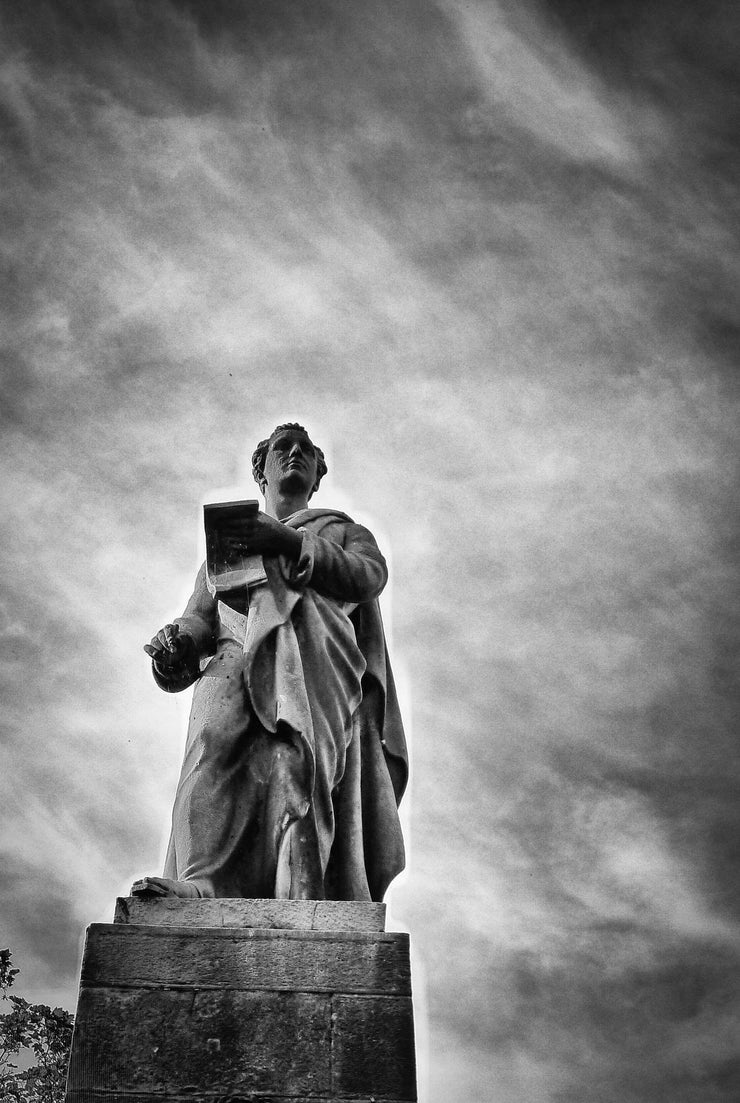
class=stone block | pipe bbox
[333,993,418,1098]
[114,895,386,932]
[82,924,411,994]
[68,987,331,1095]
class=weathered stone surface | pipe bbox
[68,1096,414,1102]
[68,987,331,1095]
[332,994,417,1098]
[114,896,386,932]
[83,924,411,995]
[66,921,417,1101]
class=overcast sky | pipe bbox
[1,2,739,1101]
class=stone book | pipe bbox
[204,498,265,608]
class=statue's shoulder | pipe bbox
[286,508,355,533]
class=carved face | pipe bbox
[262,429,319,497]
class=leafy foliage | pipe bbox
[0,949,73,1103]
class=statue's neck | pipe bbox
[264,490,310,521]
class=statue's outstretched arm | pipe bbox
[146,563,218,693]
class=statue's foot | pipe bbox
[130,876,201,899]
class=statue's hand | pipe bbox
[221,511,302,561]
[143,623,195,668]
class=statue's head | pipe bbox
[251,423,328,499]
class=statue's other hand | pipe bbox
[143,623,194,667]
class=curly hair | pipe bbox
[251,423,327,497]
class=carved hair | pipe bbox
[251,423,327,496]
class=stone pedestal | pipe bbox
[65,899,417,1102]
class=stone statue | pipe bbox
[135,423,407,901]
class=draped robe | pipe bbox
[152,508,407,902]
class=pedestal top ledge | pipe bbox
[114,896,386,932]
